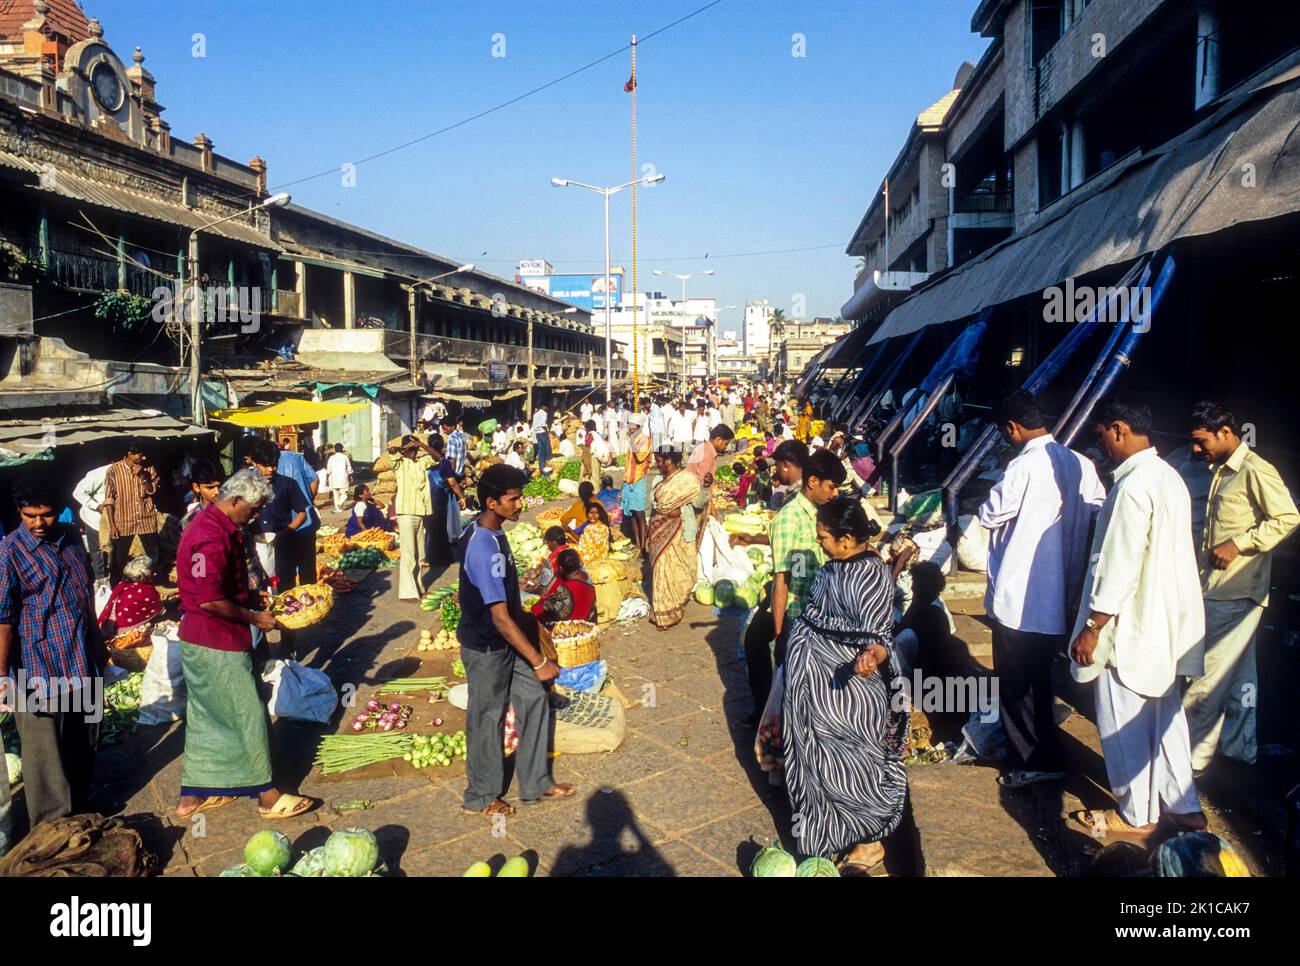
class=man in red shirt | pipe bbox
[174,468,316,821]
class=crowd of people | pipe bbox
[1,373,1294,877]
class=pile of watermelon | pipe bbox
[712,547,773,610]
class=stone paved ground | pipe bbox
[31,500,1292,877]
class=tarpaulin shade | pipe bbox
[0,408,212,455]
[211,398,369,427]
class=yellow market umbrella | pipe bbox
[211,398,370,428]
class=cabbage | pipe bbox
[323,827,380,877]
[712,580,736,608]
[732,583,759,609]
[290,846,328,878]
[5,752,19,786]
[694,584,715,606]
[751,840,797,877]
[219,863,259,877]
[244,829,292,877]
[796,857,840,877]
[746,547,766,565]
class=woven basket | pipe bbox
[272,582,335,629]
[551,620,600,668]
[351,529,395,551]
[109,644,153,673]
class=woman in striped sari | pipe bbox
[647,448,702,630]
[783,497,908,874]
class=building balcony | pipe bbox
[27,246,161,299]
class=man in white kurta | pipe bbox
[1069,401,1206,834]
[979,391,1106,785]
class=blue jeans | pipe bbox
[535,431,552,470]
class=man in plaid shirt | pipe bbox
[441,414,467,479]
[768,449,847,665]
[0,477,105,827]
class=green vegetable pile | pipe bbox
[451,658,465,678]
[523,476,560,500]
[420,582,458,612]
[101,672,143,745]
[506,522,548,570]
[441,600,460,632]
[337,547,388,570]
[559,459,582,481]
[314,732,415,774]
[403,731,467,769]
[377,677,449,697]
[714,464,738,485]
[223,827,382,877]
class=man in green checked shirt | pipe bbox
[770,449,847,664]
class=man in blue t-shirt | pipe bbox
[455,463,575,817]
[276,443,320,589]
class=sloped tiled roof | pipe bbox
[0,0,91,43]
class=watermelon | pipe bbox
[694,583,715,606]
[244,829,292,877]
[713,579,736,608]
[751,839,797,877]
[796,857,840,877]
[323,827,380,877]
[462,861,492,877]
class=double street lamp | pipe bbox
[551,172,666,403]
[653,269,715,394]
[188,190,292,426]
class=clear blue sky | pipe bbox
[94,0,988,326]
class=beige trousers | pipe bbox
[397,514,427,599]
[1184,597,1261,769]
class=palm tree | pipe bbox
[768,307,787,343]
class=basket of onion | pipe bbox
[271,582,335,629]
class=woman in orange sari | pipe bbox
[795,403,812,443]
[648,448,703,629]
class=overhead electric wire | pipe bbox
[265,0,726,194]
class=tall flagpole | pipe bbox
[630,34,640,411]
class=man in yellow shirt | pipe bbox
[1186,402,1299,771]
[388,435,435,601]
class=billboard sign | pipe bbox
[517,259,553,277]
[532,273,622,311]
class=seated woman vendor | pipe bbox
[531,548,595,625]
[559,481,596,537]
[345,484,392,537]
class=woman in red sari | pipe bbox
[531,549,595,625]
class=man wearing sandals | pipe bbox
[979,391,1105,787]
[456,463,574,818]
[1068,398,1207,841]
[173,469,316,821]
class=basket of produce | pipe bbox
[272,582,335,629]
[336,546,389,570]
[350,527,395,551]
[535,506,564,529]
[316,566,359,593]
[550,620,600,668]
[318,533,351,558]
[107,625,154,672]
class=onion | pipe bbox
[350,721,365,733]
[388,702,402,713]
[365,700,380,712]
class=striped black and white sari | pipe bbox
[783,551,909,859]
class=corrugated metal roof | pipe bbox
[34,167,281,250]
[0,406,211,453]
[0,149,44,173]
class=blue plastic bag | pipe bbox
[556,659,608,694]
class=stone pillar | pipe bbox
[343,270,356,329]
[193,133,214,173]
[1194,2,1221,110]
[1070,116,1086,189]
[295,260,307,320]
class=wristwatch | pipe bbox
[1085,617,1099,630]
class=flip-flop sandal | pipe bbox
[1071,809,1156,842]
[836,843,886,876]
[463,799,516,818]
[176,795,237,818]
[258,793,317,820]
[523,784,576,806]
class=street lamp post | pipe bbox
[552,172,665,404]
[653,269,714,395]
[404,263,475,386]
[187,191,292,426]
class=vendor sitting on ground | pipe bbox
[345,484,392,537]
[559,481,596,535]
[531,548,595,626]
[525,526,571,593]
[97,553,163,636]
[576,501,612,566]
[596,475,620,512]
